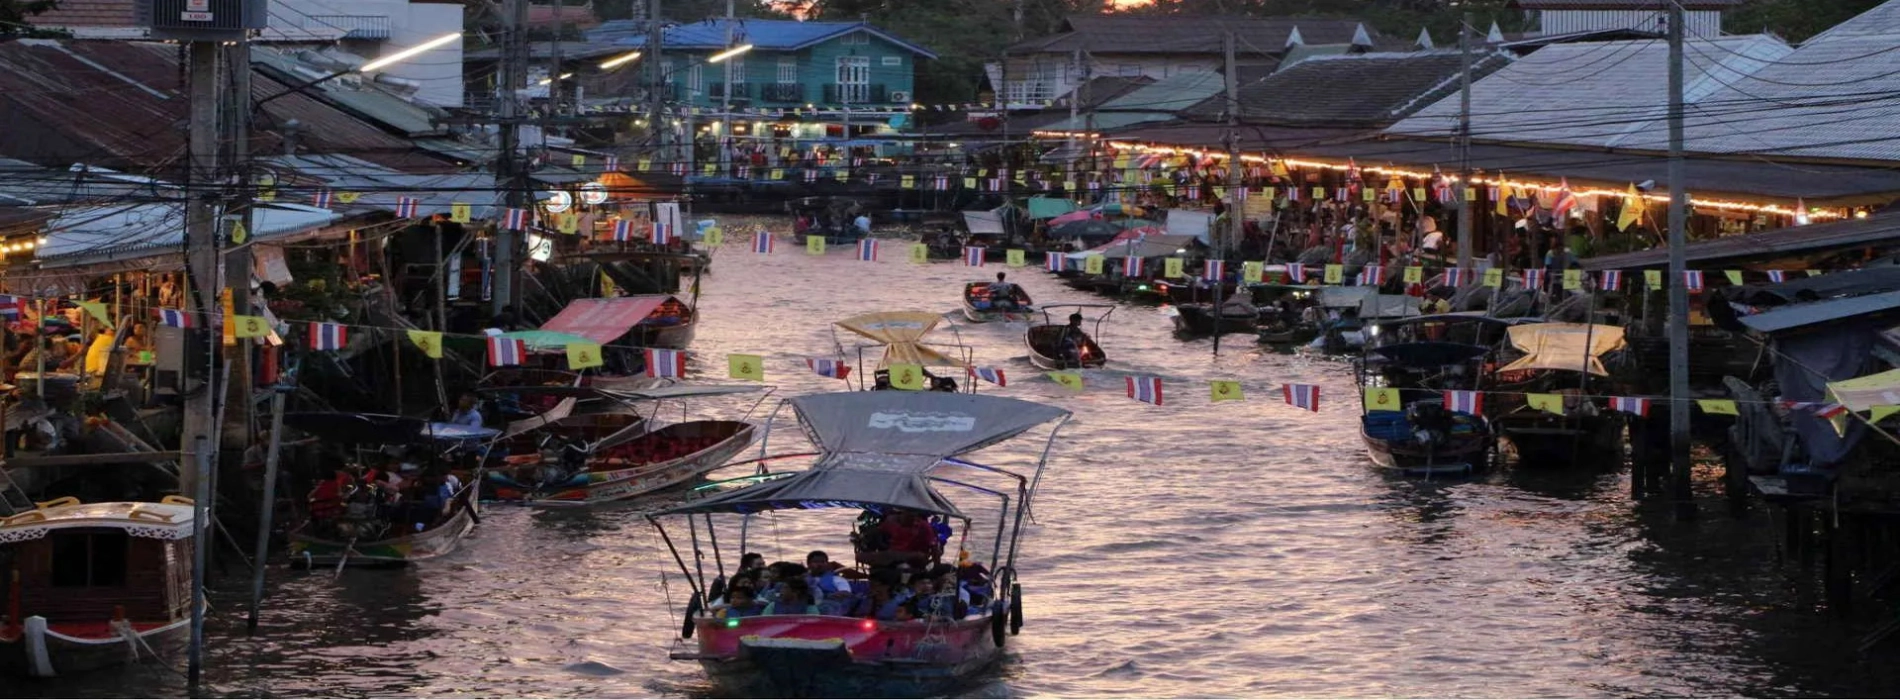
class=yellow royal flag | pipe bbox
[221,289,237,345]
[1495,189,1509,216]
[450,202,471,223]
[1644,269,1663,289]
[1006,249,1026,267]
[963,177,978,189]
[1210,380,1244,402]
[1164,257,1186,279]
[1483,267,1504,288]
[1616,183,1644,231]
[571,153,587,168]
[1084,255,1105,275]
[257,189,276,202]
[728,354,764,381]
[910,243,930,264]
[556,212,579,234]
[1463,187,1477,202]
[1527,393,1567,415]
[1242,261,1265,284]
[888,363,927,390]
[1362,189,1376,202]
[637,159,651,171]
[1323,264,1344,284]
[834,170,848,182]
[1725,270,1744,285]
[901,175,916,189]
[806,235,826,255]
[1412,187,1427,201]
[567,342,604,370]
[1872,405,1900,424]
[705,227,724,246]
[407,330,443,359]
[1270,161,1289,177]
[74,300,110,326]
[229,220,248,244]
[1365,387,1401,413]
[1385,177,1404,194]
[703,163,716,176]
[600,271,616,297]
[1563,269,1584,291]
[1403,266,1423,284]
[1312,186,1327,200]
[230,314,270,339]
[770,168,784,180]
[337,191,361,204]
[1698,399,1739,416]
[1049,371,1085,392]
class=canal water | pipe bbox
[42,242,1900,697]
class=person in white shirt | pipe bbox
[449,393,483,427]
[854,213,872,236]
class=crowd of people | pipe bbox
[706,509,994,624]
[304,454,469,540]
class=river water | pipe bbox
[42,242,1900,697]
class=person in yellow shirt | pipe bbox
[84,326,116,377]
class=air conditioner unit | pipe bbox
[889,90,911,103]
[137,0,267,41]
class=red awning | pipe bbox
[539,296,672,344]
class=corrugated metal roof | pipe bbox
[1037,71,1226,133]
[1384,35,1793,151]
[1738,289,1900,335]
[260,154,500,220]
[31,0,346,41]
[1180,51,1510,128]
[252,48,448,138]
[1581,213,1900,270]
[1810,0,1900,41]
[590,19,936,58]
[1674,33,1900,163]
[1509,0,1740,8]
[37,202,340,269]
[1009,15,1369,56]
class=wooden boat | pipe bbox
[0,497,196,678]
[483,385,763,507]
[831,311,977,392]
[629,296,697,349]
[1025,304,1113,370]
[960,281,1034,323]
[653,391,1074,698]
[1487,323,1633,467]
[1356,317,1503,476]
[280,413,500,568]
[1170,303,1258,335]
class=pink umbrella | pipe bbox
[1048,210,1098,226]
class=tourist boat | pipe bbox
[1025,304,1112,370]
[832,311,977,391]
[541,295,698,353]
[1355,316,1506,476]
[1169,302,1259,335]
[960,281,1034,323]
[281,413,499,567]
[0,496,196,678]
[1487,322,1632,467]
[483,384,764,507]
[652,391,1073,698]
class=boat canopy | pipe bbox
[1827,368,1900,413]
[501,397,579,440]
[1359,294,1423,319]
[835,311,960,367]
[500,329,595,351]
[1497,323,1627,377]
[1365,342,1491,367]
[540,295,680,345]
[1318,286,1376,308]
[0,500,197,540]
[657,392,1070,518]
[283,412,502,444]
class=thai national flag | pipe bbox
[1204,260,1225,282]
[1609,396,1650,417]
[803,169,817,183]
[1123,256,1143,277]
[964,246,986,267]
[1683,270,1705,292]
[0,295,18,320]
[969,366,1006,387]
[753,231,775,254]
[1551,177,1579,221]
[1046,252,1064,272]
[308,322,347,351]
[854,239,878,261]
[807,358,851,379]
[1358,264,1384,286]
[604,155,619,172]
[487,337,526,367]
[1768,270,1787,284]
[645,348,687,378]
[312,189,333,208]
[1184,184,1200,200]
[1522,268,1546,289]
[934,176,949,190]
[1444,390,1483,415]
[502,208,529,231]
[1286,263,1306,283]
[1815,403,1849,419]
[394,196,419,218]
[1445,267,1468,286]
[612,219,634,241]
[157,308,192,328]
[652,220,672,245]
[1125,375,1163,405]
[1599,270,1623,291]
[1282,383,1320,412]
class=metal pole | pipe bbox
[187,437,211,687]
[245,390,287,632]
[1666,1,1695,518]
[647,0,666,156]
[1456,12,1474,271]
[719,0,733,176]
[493,0,528,314]
[1215,30,1241,357]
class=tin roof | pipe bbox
[1008,15,1371,56]
[1037,71,1227,133]
[1180,51,1511,128]
[1508,0,1741,8]
[37,201,341,268]
[1582,213,1900,271]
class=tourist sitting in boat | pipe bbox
[1059,313,1087,366]
[717,585,767,619]
[739,552,766,579]
[806,551,856,614]
[762,579,821,616]
[987,272,1020,311]
[851,570,910,621]
[449,393,484,428]
[857,509,942,567]
[898,573,965,622]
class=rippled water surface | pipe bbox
[41,242,1900,697]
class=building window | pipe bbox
[687,63,702,96]
[777,57,797,83]
[882,56,901,66]
[728,57,745,85]
[836,56,869,103]
[842,31,869,45]
[661,59,676,83]
[50,533,129,588]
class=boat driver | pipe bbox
[987,272,1019,311]
[1059,313,1087,365]
[860,509,941,567]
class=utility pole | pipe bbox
[718,0,734,176]
[1215,30,1242,357]
[1666,1,1694,518]
[1456,12,1474,271]
[646,0,666,158]
[493,0,528,314]
[182,39,223,691]
[1067,48,1082,160]
[223,39,255,448]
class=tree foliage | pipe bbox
[1723,0,1885,42]
[0,0,61,35]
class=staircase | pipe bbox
[0,467,37,518]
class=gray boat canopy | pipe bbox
[657,392,1070,518]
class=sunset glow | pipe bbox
[1108,0,1153,8]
